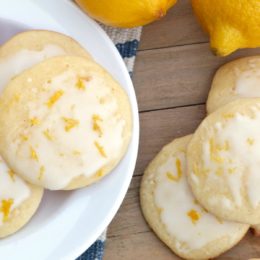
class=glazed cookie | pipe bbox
[206,57,260,232]
[207,56,260,113]
[0,30,91,91]
[140,135,249,260]
[0,156,43,238]
[0,56,132,190]
[187,98,260,224]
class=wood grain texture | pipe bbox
[139,0,208,51]
[134,44,260,112]
[135,105,205,176]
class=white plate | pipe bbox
[0,1,139,259]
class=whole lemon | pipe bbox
[192,0,260,56]
[75,0,177,28]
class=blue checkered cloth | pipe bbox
[76,26,142,260]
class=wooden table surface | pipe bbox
[104,1,260,259]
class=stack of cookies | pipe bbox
[141,56,260,259]
[0,30,132,237]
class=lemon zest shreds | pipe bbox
[30,117,40,126]
[43,129,53,141]
[8,169,15,181]
[92,114,103,137]
[30,146,39,161]
[20,134,28,141]
[96,168,104,177]
[0,199,13,222]
[62,117,79,132]
[38,166,45,180]
[166,158,182,182]
[94,141,107,158]
[46,90,64,108]
[76,78,86,90]
[187,209,200,224]
[209,138,225,163]
[223,113,234,119]
[247,138,254,146]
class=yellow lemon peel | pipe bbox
[75,0,177,28]
[38,166,45,180]
[76,78,86,90]
[0,199,13,222]
[30,117,40,126]
[92,114,103,137]
[192,0,260,56]
[43,129,53,141]
[187,209,200,224]
[8,169,15,182]
[63,117,79,132]
[247,138,255,146]
[209,138,227,163]
[96,168,104,177]
[94,141,107,158]
[30,146,39,161]
[20,134,28,141]
[166,158,182,182]
[46,90,64,108]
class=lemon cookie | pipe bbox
[0,30,91,91]
[0,56,132,190]
[187,98,260,224]
[207,56,260,113]
[0,156,43,238]
[206,57,260,231]
[140,135,248,260]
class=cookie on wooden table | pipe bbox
[140,135,248,260]
[0,56,132,190]
[0,156,43,238]
[187,98,260,224]
[207,56,260,114]
[206,56,260,234]
[0,30,92,90]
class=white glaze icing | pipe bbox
[202,138,243,207]
[221,197,233,210]
[235,62,260,98]
[202,106,260,208]
[0,44,66,91]
[154,152,243,252]
[0,157,30,225]
[7,71,126,190]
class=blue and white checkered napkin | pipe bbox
[76,25,142,260]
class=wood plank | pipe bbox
[135,104,206,176]
[105,176,147,237]
[139,0,207,51]
[134,43,260,112]
[105,228,179,260]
